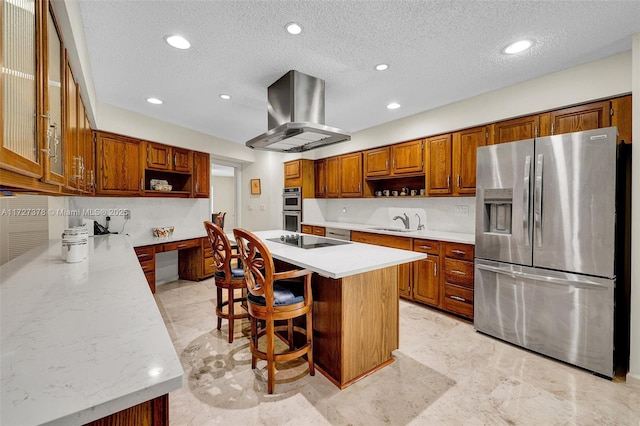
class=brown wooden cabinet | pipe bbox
[351,231,411,297]
[441,242,475,320]
[611,95,632,143]
[283,159,314,198]
[145,142,192,174]
[364,139,424,179]
[490,114,540,145]
[540,100,611,136]
[325,156,340,198]
[302,225,325,236]
[452,126,487,196]
[314,159,327,198]
[64,60,80,191]
[412,239,440,306]
[134,245,156,293]
[193,151,210,198]
[338,152,363,197]
[425,133,452,196]
[95,131,143,196]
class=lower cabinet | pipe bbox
[352,230,475,320]
[302,225,326,236]
[134,245,156,293]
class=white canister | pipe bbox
[61,228,88,263]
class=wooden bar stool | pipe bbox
[204,221,248,343]
[232,228,314,394]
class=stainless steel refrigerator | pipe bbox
[474,127,631,378]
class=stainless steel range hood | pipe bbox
[246,70,350,152]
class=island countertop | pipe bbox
[0,234,184,426]
[239,230,426,279]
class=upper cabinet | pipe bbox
[325,156,340,198]
[144,142,192,174]
[611,95,632,144]
[425,134,452,196]
[490,114,540,144]
[452,126,487,196]
[314,159,326,198]
[95,131,143,196]
[284,159,314,198]
[193,151,210,198]
[540,100,610,136]
[364,139,424,179]
[1,0,42,179]
[338,152,363,198]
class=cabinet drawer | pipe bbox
[443,283,473,319]
[203,245,214,258]
[134,246,155,262]
[163,238,200,252]
[301,225,313,234]
[412,239,439,255]
[351,231,411,250]
[444,242,474,261]
[145,271,156,293]
[444,258,474,288]
[312,226,326,236]
[140,259,155,273]
[203,258,216,276]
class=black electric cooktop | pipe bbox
[267,234,351,250]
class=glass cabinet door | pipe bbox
[1,0,41,177]
[43,3,65,184]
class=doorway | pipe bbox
[210,162,239,230]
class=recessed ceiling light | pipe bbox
[146,97,163,105]
[219,94,231,100]
[285,22,302,35]
[375,64,389,71]
[165,35,191,50]
[387,102,401,110]
[503,39,533,55]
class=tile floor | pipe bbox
[155,278,640,425]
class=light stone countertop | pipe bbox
[244,230,426,279]
[0,234,184,426]
[131,229,207,247]
[301,220,475,244]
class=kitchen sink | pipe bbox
[369,227,413,233]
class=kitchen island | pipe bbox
[0,235,183,425]
[246,230,425,388]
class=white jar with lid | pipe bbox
[61,228,88,263]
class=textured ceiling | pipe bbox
[78,1,640,146]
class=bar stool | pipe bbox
[232,228,314,394]
[204,221,248,343]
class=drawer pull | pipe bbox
[177,244,187,248]
[419,245,432,250]
[450,295,466,302]
[450,270,466,275]
[451,249,466,255]
[137,254,146,258]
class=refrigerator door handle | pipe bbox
[534,154,544,247]
[476,263,609,289]
[523,155,531,246]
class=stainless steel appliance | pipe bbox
[283,187,302,211]
[267,234,351,249]
[325,227,351,241]
[283,210,301,233]
[474,127,631,378]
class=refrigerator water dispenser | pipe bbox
[484,188,513,234]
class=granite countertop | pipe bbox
[0,234,184,425]
[301,221,475,244]
[244,230,426,279]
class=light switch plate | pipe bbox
[455,205,469,216]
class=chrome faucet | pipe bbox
[415,213,424,230]
[393,213,410,230]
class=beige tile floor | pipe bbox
[155,278,640,426]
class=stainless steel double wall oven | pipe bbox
[283,187,302,232]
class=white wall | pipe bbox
[211,176,235,229]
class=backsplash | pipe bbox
[304,197,476,234]
[68,197,210,241]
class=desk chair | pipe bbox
[232,228,314,394]
[204,221,248,343]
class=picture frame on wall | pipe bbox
[250,179,261,195]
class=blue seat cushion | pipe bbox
[247,280,305,306]
[215,268,245,279]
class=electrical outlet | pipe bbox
[260,204,266,211]
[124,209,131,220]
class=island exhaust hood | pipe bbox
[246,70,350,152]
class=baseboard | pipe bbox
[626,372,640,388]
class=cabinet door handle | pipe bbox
[174,154,176,167]
[358,182,361,192]
[434,262,437,276]
[195,182,199,193]
[386,159,388,170]
[140,178,144,191]
[451,270,466,276]
[451,249,466,255]
[447,175,451,188]
[450,295,466,302]
[457,174,461,188]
